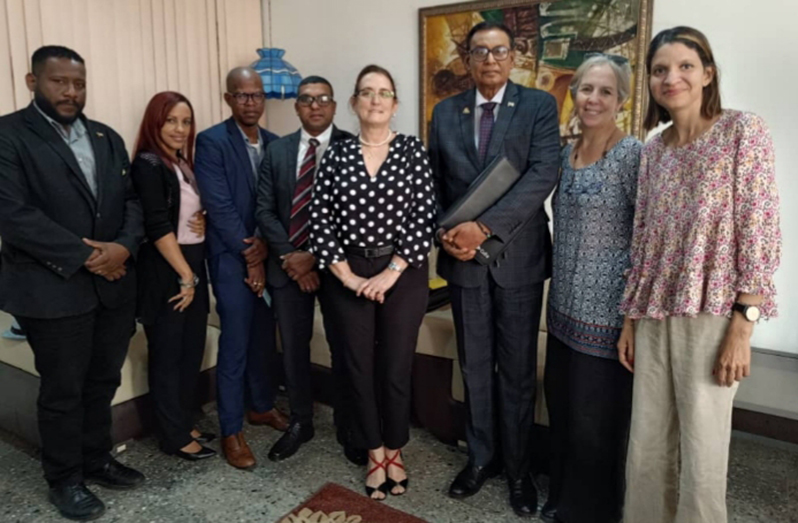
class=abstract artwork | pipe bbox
[419,0,654,143]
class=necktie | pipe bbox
[288,138,319,249]
[478,102,497,165]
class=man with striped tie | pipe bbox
[256,76,366,464]
[194,67,289,471]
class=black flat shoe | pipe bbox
[448,461,501,499]
[193,431,216,444]
[338,427,368,466]
[85,458,145,490]
[173,445,216,461]
[508,475,538,518]
[48,483,105,521]
[540,500,558,522]
[268,422,314,462]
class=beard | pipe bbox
[34,91,84,126]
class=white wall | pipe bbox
[262,0,798,356]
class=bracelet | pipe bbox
[387,261,405,273]
[476,221,492,239]
[179,274,199,288]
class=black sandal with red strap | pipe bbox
[385,450,408,496]
[365,454,389,500]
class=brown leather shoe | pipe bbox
[247,409,289,432]
[221,432,256,470]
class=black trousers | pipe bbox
[544,334,633,523]
[18,300,136,487]
[449,276,544,480]
[143,244,209,454]
[272,279,353,431]
[321,254,428,450]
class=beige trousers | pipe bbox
[624,314,738,523]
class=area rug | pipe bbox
[278,482,428,523]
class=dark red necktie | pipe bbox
[478,102,497,165]
[288,138,319,249]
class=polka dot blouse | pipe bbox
[309,133,436,270]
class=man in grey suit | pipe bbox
[255,76,366,465]
[428,22,561,517]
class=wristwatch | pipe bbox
[732,302,761,322]
[387,261,405,273]
[179,274,199,288]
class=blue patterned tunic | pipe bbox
[547,136,641,359]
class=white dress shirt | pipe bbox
[296,124,334,178]
[474,82,508,149]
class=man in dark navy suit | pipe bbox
[194,67,288,470]
[0,46,145,520]
[256,76,366,465]
[428,22,561,518]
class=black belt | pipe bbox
[344,245,394,258]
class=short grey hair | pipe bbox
[569,55,632,105]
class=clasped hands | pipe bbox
[438,221,490,262]
[343,270,400,304]
[83,238,130,281]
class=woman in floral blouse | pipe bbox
[618,27,781,523]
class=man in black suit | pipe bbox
[0,46,145,520]
[428,23,561,517]
[256,76,365,465]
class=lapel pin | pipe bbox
[122,168,127,176]
[463,107,471,114]
[508,102,515,108]
[96,132,104,137]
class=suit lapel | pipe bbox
[23,105,96,210]
[225,118,255,194]
[285,131,301,202]
[458,89,480,171]
[85,119,108,208]
[485,81,519,165]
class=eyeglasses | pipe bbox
[585,52,630,66]
[356,89,396,101]
[296,94,334,107]
[469,46,511,62]
[229,92,266,105]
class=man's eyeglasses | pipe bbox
[469,46,511,62]
[297,94,334,107]
[229,92,266,105]
[357,89,396,101]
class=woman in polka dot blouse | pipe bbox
[308,65,435,500]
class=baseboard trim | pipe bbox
[732,407,798,445]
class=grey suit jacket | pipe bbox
[255,126,353,288]
[429,81,561,288]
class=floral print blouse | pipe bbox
[620,110,781,320]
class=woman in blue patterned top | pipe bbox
[542,55,642,523]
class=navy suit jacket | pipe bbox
[194,118,278,269]
[255,126,353,288]
[429,81,561,288]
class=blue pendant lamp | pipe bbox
[251,48,302,100]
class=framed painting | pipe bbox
[418,0,655,143]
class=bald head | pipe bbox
[226,67,262,92]
[224,67,265,127]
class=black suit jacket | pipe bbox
[0,103,144,319]
[429,81,561,288]
[255,126,353,288]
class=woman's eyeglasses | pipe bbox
[357,89,396,101]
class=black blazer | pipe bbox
[130,152,208,325]
[428,81,561,288]
[255,126,353,288]
[0,103,144,319]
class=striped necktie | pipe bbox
[288,138,319,249]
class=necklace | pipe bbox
[574,128,619,165]
[359,129,395,147]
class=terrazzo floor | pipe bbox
[1,399,796,522]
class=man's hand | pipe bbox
[83,239,130,276]
[242,237,268,267]
[444,221,488,251]
[296,271,320,293]
[282,251,316,281]
[441,238,476,262]
[101,266,127,282]
[188,211,206,237]
[244,263,266,297]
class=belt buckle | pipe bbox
[365,247,376,258]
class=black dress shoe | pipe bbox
[540,500,558,522]
[85,459,145,490]
[173,445,217,461]
[193,431,216,444]
[343,442,368,466]
[268,422,314,462]
[508,475,538,518]
[48,483,106,521]
[448,462,501,499]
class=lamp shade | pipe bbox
[251,48,302,100]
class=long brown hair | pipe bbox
[133,91,196,168]
[643,26,722,131]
